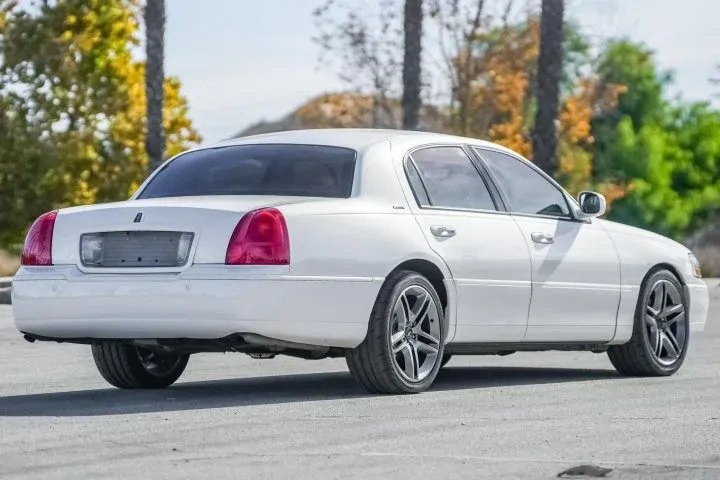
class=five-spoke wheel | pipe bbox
[346,270,445,394]
[389,285,442,382]
[643,279,687,366]
[608,269,689,376]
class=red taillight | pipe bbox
[225,208,290,265]
[21,211,58,266]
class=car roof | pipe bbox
[210,128,513,154]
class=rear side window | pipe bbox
[138,144,357,199]
[408,146,496,211]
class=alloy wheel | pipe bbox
[389,285,441,382]
[644,279,687,366]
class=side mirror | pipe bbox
[577,191,606,218]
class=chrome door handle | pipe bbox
[430,225,456,238]
[531,232,554,244]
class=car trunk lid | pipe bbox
[51,196,319,270]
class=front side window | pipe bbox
[139,144,356,199]
[477,149,570,218]
[408,147,496,211]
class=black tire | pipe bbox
[92,342,189,389]
[607,269,689,376]
[440,353,453,368]
[346,270,445,394]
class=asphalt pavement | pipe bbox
[0,283,718,479]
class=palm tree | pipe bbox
[402,0,423,130]
[145,0,165,173]
[532,0,564,176]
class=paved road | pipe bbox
[1,284,718,479]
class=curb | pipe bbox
[0,277,11,305]
[0,287,10,305]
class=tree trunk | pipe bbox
[145,0,165,173]
[402,0,422,130]
[532,0,564,176]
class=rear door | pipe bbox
[475,148,621,342]
[402,146,532,343]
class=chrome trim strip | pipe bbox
[454,279,531,287]
[402,143,505,213]
[533,281,620,291]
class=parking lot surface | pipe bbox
[0,284,718,479]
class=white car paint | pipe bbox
[513,215,621,342]
[403,208,532,343]
[12,129,709,350]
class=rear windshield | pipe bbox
[138,144,357,199]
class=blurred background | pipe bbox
[0,0,718,276]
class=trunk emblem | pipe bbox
[133,213,143,223]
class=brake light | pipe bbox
[225,208,290,265]
[21,211,58,266]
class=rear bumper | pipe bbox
[12,266,382,348]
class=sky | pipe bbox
[164,0,720,143]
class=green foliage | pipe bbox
[595,40,672,128]
[608,104,720,237]
[591,40,720,239]
[0,0,200,245]
[0,91,58,245]
[592,41,669,181]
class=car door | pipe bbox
[402,145,532,343]
[475,147,621,342]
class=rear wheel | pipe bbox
[92,343,189,389]
[607,270,689,376]
[346,270,445,394]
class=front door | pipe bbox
[400,146,532,343]
[476,148,621,342]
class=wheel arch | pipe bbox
[384,258,455,341]
[635,262,689,324]
[639,262,689,310]
[642,262,686,289]
[387,259,448,310]
[607,261,691,376]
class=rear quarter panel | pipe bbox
[277,141,456,340]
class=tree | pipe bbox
[402,0,422,129]
[531,0,564,176]
[590,40,720,239]
[144,0,165,172]
[607,104,720,238]
[313,0,402,128]
[0,0,199,245]
[428,0,490,136]
[0,91,56,246]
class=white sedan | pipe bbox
[13,129,709,393]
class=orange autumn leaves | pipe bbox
[297,18,628,207]
[453,19,626,204]
[558,79,627,203]
[460,20,540,158]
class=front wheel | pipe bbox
[440,353,453,368]
[346,270,445,394]
[92,343,189,389]
[607,269,689,376]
